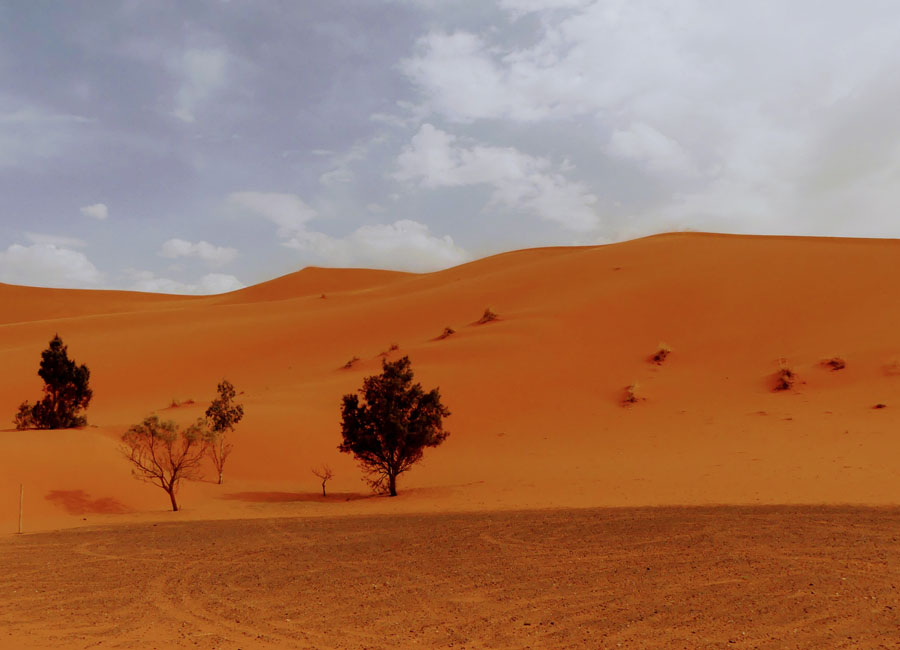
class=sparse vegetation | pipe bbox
[773,361,797,391]
[478,308,499,324]
[822,357,846,371]
[312,464,334,497]
[204,380,244,485]
[15,335,92,430]
[339,356,450,497]
[343,356,361,369]
[121,415,208,512]
[438,326,456,340]
[874,403,887,409]
[650,343,672,365]
[622,383,641,405]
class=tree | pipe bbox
[14,335,92,430]
[312,464,334,497]
[338,356,450,497]
[204,380,244,485]
[121,415,208,512]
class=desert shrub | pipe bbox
[14,401,34,430]
[773,362,797,391]
[121,415,208,512]
[650,343,672,365]
[438,326,456,340]
[339,356,450,496]
[478,308,499,324]
[874,403,887,409]
[204,380,244,485]
[312,464,334,497]
[343,356,360,369]
[15,335,92,429]
[622,383,640,405]
[822,357,846,371]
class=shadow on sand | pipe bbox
[45,489,131,515]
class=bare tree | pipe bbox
[204,380,244,485]
[122,415,208,511]
[311,464,334,497]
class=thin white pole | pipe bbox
[18,484,23,534]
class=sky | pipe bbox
[2,1,900,293]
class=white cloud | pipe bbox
[25,232,87,248]
[171,48,228,123]
[80,203,109,220]
[0,243,103,289]
[227,191,318,237]
[159,238,238,266]
[608,122,698,176]
[128,271,244,295]
[283,219,469,272]
[399,2,900,238]
[318,134,388,186]
[0,105,94,169]
[394,124,599,231]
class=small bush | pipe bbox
[343,356,360,369]
[14,401,34,430]
[437,326,456,340]
[874,403,887,409]
[650,343,672,365]
[773,362,797,391]
[478,308,499,324]
[822,357,846,371]
[622,383,640,405]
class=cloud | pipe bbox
[227,191,318,237]
[80,203,109,220]
[394,124,599,231]
[25,233,87,248]
[498,0,594,17]
[127,271,244,295]
[0,243,103,288]
[608,122,698,177]
[283,219,469,272]
[171,48,228,123]
[0,105,95,169]
[159,238,238,266]
[318,134,389,186]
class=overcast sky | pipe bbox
[2,1,900,293]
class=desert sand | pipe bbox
[2,232,900,647]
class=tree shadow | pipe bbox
[45,489,131,515]
[221,491,370,503]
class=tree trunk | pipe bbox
[388,473,397,497]
[218,469,224,485]
[167,488,179,512]
[321,481,326,497]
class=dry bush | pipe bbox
[343,356,360,369]
[773,361,797,391]
[478,308,499,324]
[311,464,334,497]
[650,343,672,365]
[874,403,887,409]
[822,357,846,371]
[437,326,456,340]
[622,383,641,406]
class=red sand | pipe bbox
[2,232,900,532]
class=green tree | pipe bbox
[15,335,92,430]
[339,356,450,496]
[121,415,208,511]
[204,380,244,485]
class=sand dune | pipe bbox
[2,232,900,533]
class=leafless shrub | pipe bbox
[312,464,334,497]
[343,356,360,369]
[622,383,641,406]
[437,326,456,340]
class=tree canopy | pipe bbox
[204,379,244,485]
[339,356,449,496]
[15,335,92,430]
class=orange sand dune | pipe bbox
[2,232,900,533]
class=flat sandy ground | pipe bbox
[2,506,899,649]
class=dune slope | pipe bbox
[2,232,900,532]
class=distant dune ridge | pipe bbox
[2,232,900,533]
